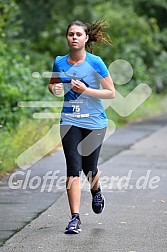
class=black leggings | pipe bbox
[60,125,106,177]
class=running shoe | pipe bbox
[65,215,81,234]
[91,189,105,214]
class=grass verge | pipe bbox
[0,118,61,177]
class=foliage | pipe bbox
[0,0,54,129]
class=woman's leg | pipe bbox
[81,127,106,186]
[60,125,83,215]
[81,127,106,214]
[90,170,100,191]
[66,176,81,214]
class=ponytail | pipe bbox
[86,20,112,53]
[66,19,112,53]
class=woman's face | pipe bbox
[66,25,89,50]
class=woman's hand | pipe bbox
[71,79,87,93]
[52,83,63,96]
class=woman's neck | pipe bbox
[68,49,86,65]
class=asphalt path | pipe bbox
[0,113,167,251]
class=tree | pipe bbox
[0,0,51,128]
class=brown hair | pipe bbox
[66,19,112,53]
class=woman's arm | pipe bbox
[71,75,115,99]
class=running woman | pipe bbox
[48,20,115,234]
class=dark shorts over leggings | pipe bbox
[60,125,106,177]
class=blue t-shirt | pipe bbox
[52,51,109,129]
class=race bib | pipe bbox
[63,99,89,118]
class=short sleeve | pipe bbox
[51,57,60,78]
[95,56,109,79]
